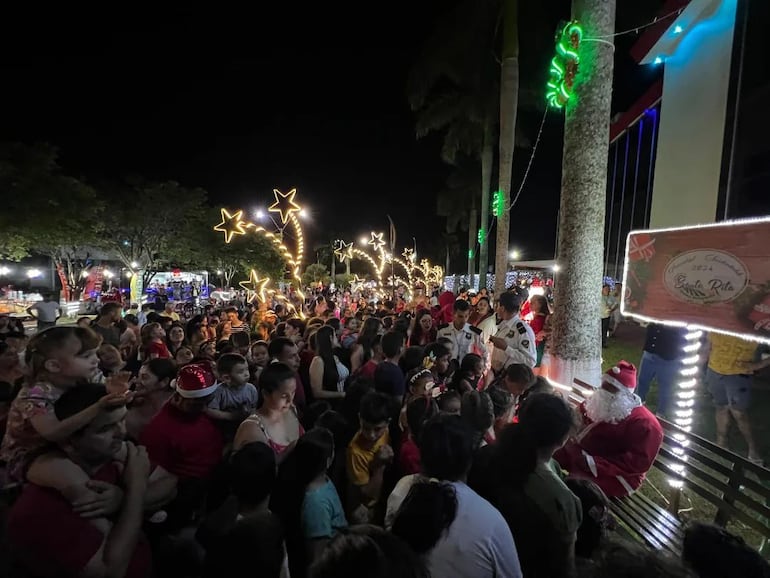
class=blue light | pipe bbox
[654,55,664,65]
[673,25,684,34]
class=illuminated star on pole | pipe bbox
[268,188,301,224]
[240,270,270,303]
[368,232,385,252]
[402,248,415,262]
[334,240,353,263]
[214,208,247,243]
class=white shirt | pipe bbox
[436,322,488,367]
[491,315,537,370]
[430,481,523,578]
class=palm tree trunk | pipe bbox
[478,117,494,291]
[467,199,477,288]
[494,0,519,296]
[549,0,616,387]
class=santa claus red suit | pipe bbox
[554,361,663,498]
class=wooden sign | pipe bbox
[622,218,770,343]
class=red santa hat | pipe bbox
[175,363,218,398]
[602,360,637,393]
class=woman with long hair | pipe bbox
[529,295,551,370]
[309,326,348,401]
[409,309,436,347]
[349,318,383,374]
[390,414,522,578]
[486,393,581,578]
[234,362,304,461]
[166,322,186,357]
[185,314,209,349]
[473,296,497,343]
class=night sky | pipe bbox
[1,2,664,266]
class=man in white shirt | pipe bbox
[489,291,537,372]
[27,293,62,332]
[436,299,488,368]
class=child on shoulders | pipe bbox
[0,326,128,509]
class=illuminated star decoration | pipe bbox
[402,248,415,262]
[334,240,353,263]
[268,188,301,224]
[214,208,247,243]
[368,232,385,252]
[239,270,271,303]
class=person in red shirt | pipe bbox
[356,335,383,381]
[141,321,171,360]
[8,386,152,578]
[398,396,438,475]
[140,363,224,528]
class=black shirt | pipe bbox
[643,324,687,361]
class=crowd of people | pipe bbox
[0,284,768,578]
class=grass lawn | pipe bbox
[604,322,770,554]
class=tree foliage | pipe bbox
[302,263,329,286]
[100,181,211,287]
[0,143,293,296]
[0,142,107,298]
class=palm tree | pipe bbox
[494,0,519,296]
[408,0,500,285]
[437,164,480,276]
[549,0,616,387]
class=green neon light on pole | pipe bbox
[545,20,583,109]
[492,190,505,217]
[477,228,486,244]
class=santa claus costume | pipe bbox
[554,361,663,498]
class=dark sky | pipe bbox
[1,2,664,266]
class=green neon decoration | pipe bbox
[468,249,474,259]
[477,228,486,244]
[492,190,505,217]
[545,20,583,109]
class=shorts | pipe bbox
[705,369,752,411]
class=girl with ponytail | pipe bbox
[390,414,523,578]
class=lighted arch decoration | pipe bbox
[214,188,306,317]
[336,235,444,299]
[546,20,583,109]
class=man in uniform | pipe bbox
[489,291,537,372]
[437,299,488,368]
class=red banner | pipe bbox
[622,218,770,343]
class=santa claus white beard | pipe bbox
[585,388,641,424]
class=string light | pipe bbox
[214,188,308,318]
[546,21,583,109]
[239,270,270,303]
[214,208,247,243]
[477,228,486,245]
[368,232,386,252]
[334,240,353,263]
[268,188,301,224]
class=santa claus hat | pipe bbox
[602,360,637,392]
[175,363,218,399]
